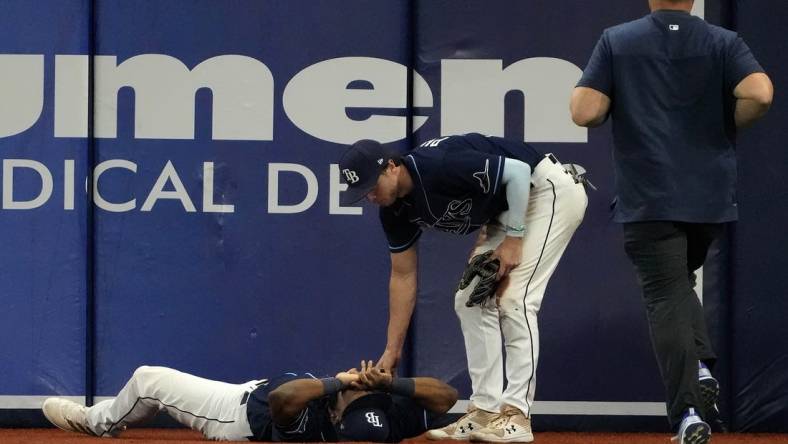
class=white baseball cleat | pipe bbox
[470,405,533,443]
[426,406,499,440]
[42,397,95,436]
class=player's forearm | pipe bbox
[268,378,347,425]
[385,271,417,353]
[570,87,611,128]
[501,159,532,237]
[735,98,771,128]
[409,377,459,414]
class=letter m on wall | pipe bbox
[93,54,273,140]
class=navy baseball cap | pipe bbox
[336,392,392,442]
[338,140,397,205]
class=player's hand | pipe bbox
[335,371,360,387]
[375,349,400,376]
[343,367,363,389]
[492,236,523,280]
[358,360,393,391]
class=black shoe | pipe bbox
[699,365,727,432]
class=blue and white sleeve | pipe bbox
[500,159,532,237]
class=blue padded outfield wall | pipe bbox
[1,0,786,432]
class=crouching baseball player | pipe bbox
[42,360,457,442]
[339,134,590,442]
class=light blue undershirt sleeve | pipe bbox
[500,159,532,237]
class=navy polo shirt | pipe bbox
[577,10,764,223]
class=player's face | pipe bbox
[330,389,368,424]
[365,166,399,207]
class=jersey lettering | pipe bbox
[419,137,450,148]
[434,198,473,234]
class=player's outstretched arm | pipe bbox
[407,377,459,414]
[268,372,359,425]
[378,247,418,373]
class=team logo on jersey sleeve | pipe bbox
[473,160,491,194]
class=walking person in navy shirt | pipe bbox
[338,134,588,442]
[571,0,773,443]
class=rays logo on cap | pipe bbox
[365,411,383,427]
[342,169,360,184]
[338,139,395,206]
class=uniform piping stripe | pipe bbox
[280,408,309,434]
[101,396,235,437]
[492,156,503,195]
[520,178,556,417]
[405,155,440,223]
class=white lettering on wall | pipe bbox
[55,55,89,138]
[283,57,432,144]
[268,163,318,214]
[140,160,196,212]
[2,159,53,209]
[441,58,586,142]
[203,162,235,213]
[0,55,44,138]
[94,54,273,140]
[94,159,137,212]
[1,54,586,144]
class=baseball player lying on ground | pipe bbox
[42,360,458,442]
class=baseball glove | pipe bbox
[459,250,500,307]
